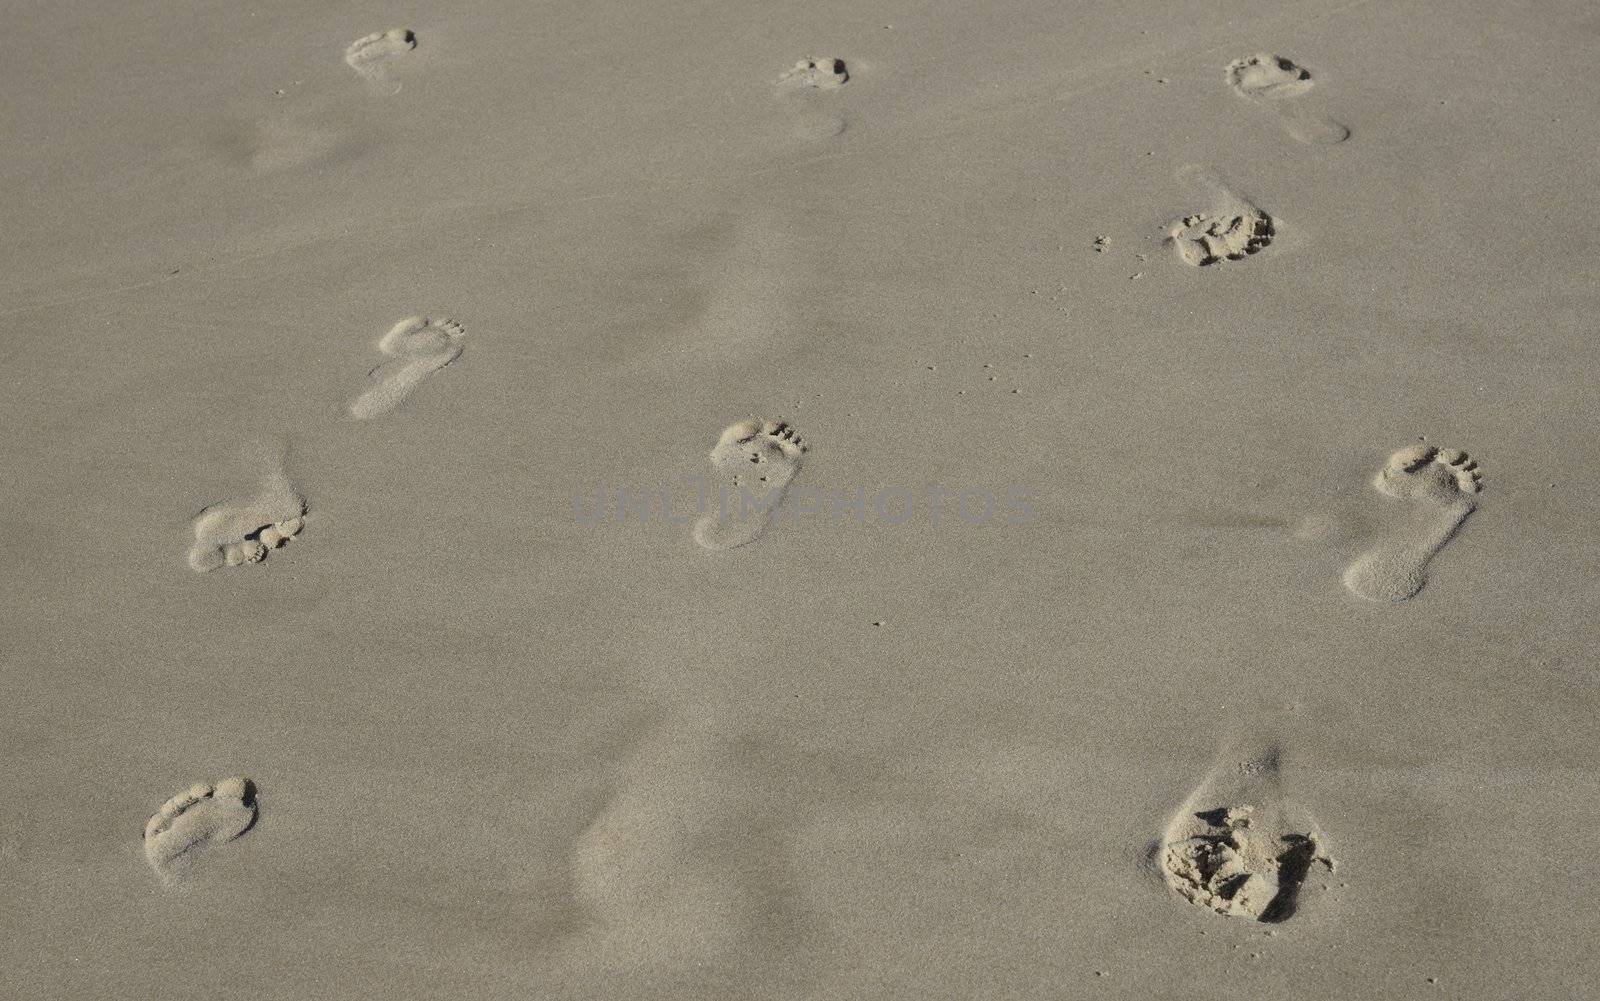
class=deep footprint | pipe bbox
[1158,745,1333,922]
[345,29,417,94]
[144,777,257,884]
[1168,211,1274,266]
[1343,444,1483,602]
[1167,168,1275,267]
[347,316,466,420]
[692,418,807,551]
[188,440,307,573]
[1225,54,1349,145]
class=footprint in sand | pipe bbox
[144,777,257,884]
[188,441,306,573]
[569,730,783,970]
[692,418,807,551]
[1157,745,1334,922]
[347,316,466,421]
[1225,54,1350,146]
[345,29,418,95]
[1342,444,1483,603]
[1166,167,1276,267]
[775,57,850,141]
[777,57,849,91]
[207,118,344,175]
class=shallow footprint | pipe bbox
[774,58,851,141]
[792,111,848,141]
[1342,444,1483,602]
[1167,167,1276,267]
[144,777,257,884]
[347,316,466,420]
[188,440,306,573]
[568,730,784,972]
[692,418,806,551]
[1157,745,1333,922]
[345,29,417,95]
[1225,54,1350,145]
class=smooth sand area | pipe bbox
[3,1,1598,998]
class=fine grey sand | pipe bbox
[3,1,1600,999]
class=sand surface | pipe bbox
[4,0,1599,998]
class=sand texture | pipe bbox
[3,1,1599,999]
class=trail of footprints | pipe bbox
[160,36,1486,971]
[1162,54,1346,268]
[187,316,465,573]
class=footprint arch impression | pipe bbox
[692,418,807,551]
[144,777,258,884]
[1158,745,1334,923]
[347,316,466,420]
[1343,444,1483,603]
[1225,54,1349,145]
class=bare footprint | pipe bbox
[1157,745,1333,922]
[1342,444,1483,602]
[345,29,417,95]
[776,57,849,91]
[1225,54,1350,146]
[692,418,807,551]
[143,777,257,884]
[569,729,788,972]
[188,440,306,573]
[775,58,850,141]
[347,316,465,420]
[1167,167,1275,267]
